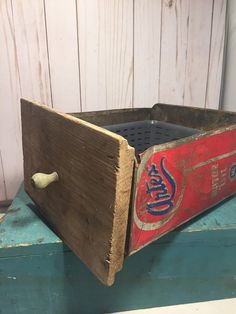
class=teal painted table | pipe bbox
[1,185,236,314]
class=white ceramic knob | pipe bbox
[31,172,59,189]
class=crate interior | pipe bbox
[72,103,236,132]
[71,103,236,155]
[103,120,199,154]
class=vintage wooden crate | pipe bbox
[21,99,236,285]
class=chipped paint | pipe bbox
[7,276,16,280]
[0,213,6,223]
[3,243,32,249]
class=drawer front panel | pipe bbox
[21,100,134,285]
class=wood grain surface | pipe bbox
[151,103,236,130]
[21,99,135,285]
[12,0,52,105]
[77,0,133,111]
[72,108,151,126]
[133,0,162,107]
[205,0,227,109]
[0,0,22,200]
[159,0,213,107]
[159,0,190,106]
[183,0,213,107]
[44,0,81,111]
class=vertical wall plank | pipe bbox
[205,0,227,109]
[183,0,213,107]
[0,0,22,200]
[44,0,81,112]
[222,0,236,112]
[11,0,51,106]
[0,151,7,200]
[133,0,162,108]
[159,0,190,106]
[160,0,214,108]
[77,0,133,111]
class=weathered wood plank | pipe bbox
[11,0,51,105]
[71,108,151,126]
[205,0,227,109]
[21,99,135,285]
[44,0,81,111]
[151,103,236,130]
[77,0,133,111]
[0,0,22,200]
[133,0,162,107]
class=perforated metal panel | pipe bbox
[104,120,199,154]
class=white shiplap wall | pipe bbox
[222,0,236,111]
[0,0,227,201]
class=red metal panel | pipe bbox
[129,126,236,254]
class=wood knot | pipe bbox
[166,0,174,8]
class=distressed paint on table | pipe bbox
[0,184,236,313]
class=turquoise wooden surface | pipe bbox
[0,184,236,314]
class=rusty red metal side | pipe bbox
[129,126,236,254]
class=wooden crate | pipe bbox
[21,99,236,285]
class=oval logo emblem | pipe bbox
[134,154,185,230]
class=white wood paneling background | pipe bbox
[77,0,133,111]
[0,0,22,202]
[206,0,227,108]
[0,0,227,201]
[222,0,236,111]
[45,0,81,111]
[133,0,162,107]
